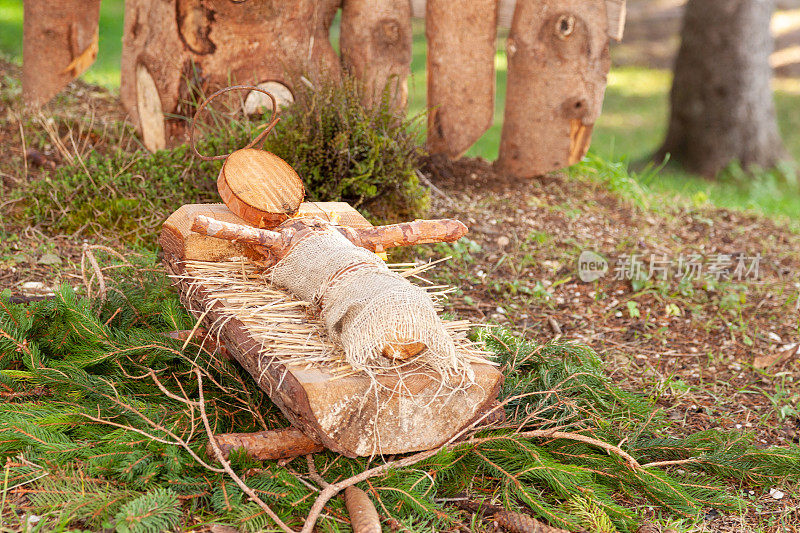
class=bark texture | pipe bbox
[120,0,341,149]
[426,0,497,158]
[496,0,611,177]
[22,0,101,107]
[209,428,324,461]
[656,0,785,177]
[218,149,305,229]
[340,0,412,109]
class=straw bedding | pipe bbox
[176,259,492,391]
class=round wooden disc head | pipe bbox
[218,149,305,228]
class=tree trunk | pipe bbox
[340,0,412,110]
[495,0,611,178]
[656,0,786,177]
[425,0,497,159]
[22,0,101,107]
[120,0,341,150]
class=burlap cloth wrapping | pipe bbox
[270,227,474,383]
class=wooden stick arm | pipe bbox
[345,219,468,252]
[191,215,468,254]
[192,215,285,250]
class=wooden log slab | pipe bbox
[162,206,503,457]
[426,0,497,159]
[218,149,305,228]
[161,202,373,262]
[496,0,611,177]
[22,0,101,107]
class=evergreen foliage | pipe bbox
[0,259,799,531]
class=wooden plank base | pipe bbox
[162,204,503,457]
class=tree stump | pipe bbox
[120,0,342,150]
[496,0,611,177]
[340,0,412,110]
[22,0,101,107]
[425,0,498,159]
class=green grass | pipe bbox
[2,1,799,221]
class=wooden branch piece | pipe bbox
[344,486,382,533]
[218,149,305,228]
[341,218,469,252]
[496,0,611,177]
[426,0,497,158]
[192,215,283,251]
[208,428,324,461]
[190,215,469,256]
[22,0,101,107]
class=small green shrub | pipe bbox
[19,75,429,246]
[264,76,429,223]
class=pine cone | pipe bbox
[635,524,661,533]
[345,486,381,533]
[494,510,573,533]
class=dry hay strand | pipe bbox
[173,259,494,403]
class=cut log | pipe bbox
[160,202,372,262]
[218,149,305,228]
[121,0,341,149]
[209,428,323,461]
[22,0,101,107]
[496,0,611,177]
[162,208,503,456]
[340,0,412,109]
[426,0,497,159]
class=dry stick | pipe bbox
[468,430,641,469]
[192,215,284,249]
[195,368,296,533]
[641,458,700,469]
[297,411,642,532]
[17,117,27,181]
